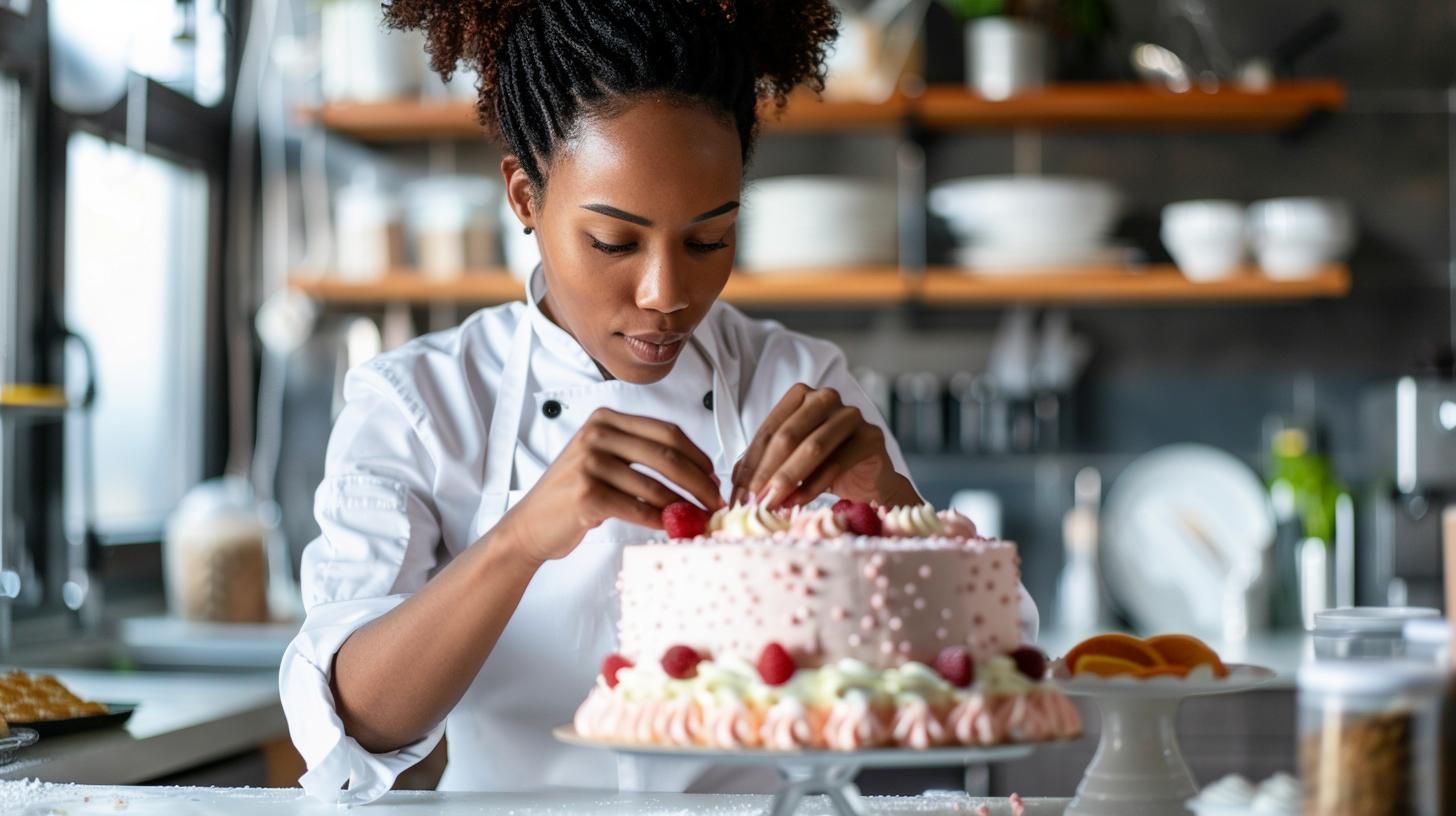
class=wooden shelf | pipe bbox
[291,270,525,303]
[292,264,1350,307]
[300,81,1344,141]
[918,264,1351,304]
[917,80,1346,130]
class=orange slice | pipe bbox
[1072,654,1146,677]
[1063,633,1166,671]
[1134,664,1193,679]
[1144,634,1229,678]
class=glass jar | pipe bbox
[1299,661,1449,816]
[1311,607,1441,661]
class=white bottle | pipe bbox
[1057,467,1104,637]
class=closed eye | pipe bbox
[590,237,636,255]
[688,239,730,253]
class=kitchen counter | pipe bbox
[0,670,285,784]
[0,783,1070,814]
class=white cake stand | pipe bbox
[554,726,1039,816]
[1052,664,1276,816]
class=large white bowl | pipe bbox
[738,175,897,271]
[929,175,1123,248]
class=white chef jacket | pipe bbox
[279,266,1039,804]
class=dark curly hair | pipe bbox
[383,0,839,192]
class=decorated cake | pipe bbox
[572,499,1082,751]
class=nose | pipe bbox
[635,254,689,314]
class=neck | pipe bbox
[538,289,615,381]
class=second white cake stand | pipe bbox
[1052,664,1276,816]
[554,726,1041,816]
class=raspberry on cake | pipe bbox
[573,499,1081,751]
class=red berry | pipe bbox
[934,646,975,688]
[842,502,882,536]
[601,653,633,688]
[831,498,855,515]
[1010,646,1049,681]
[661,645,703,679]
[661,501,709,539]
[756,642,797,686]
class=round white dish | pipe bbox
[929,176,1122,249]
[1161,200,1247,282]
[1101,445,1276,640]
[1245,197,1355,280]
[739,176,897,270]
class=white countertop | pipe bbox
[0,783,1070,815]
[0,670,285,784]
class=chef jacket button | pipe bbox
[703,391,714,411]
[542,400,562,419]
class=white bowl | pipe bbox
[1161,199,1247,282]
[1246,197,1355,280]
[929,176,1122,248]
[738,175,896,270]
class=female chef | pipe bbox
[280,0,1033,803]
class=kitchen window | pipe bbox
[0,74,18,384]
[63,131,209,541]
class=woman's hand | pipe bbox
[495,407,724,565]
[730,384,920,510]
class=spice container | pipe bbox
[1311,606,1440,661]
[404,176,501,279]
[1299,660,1448,816]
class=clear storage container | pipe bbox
[1311,607,1440,661]
[1298,661,1450,816]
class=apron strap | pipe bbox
[480,311,535,508]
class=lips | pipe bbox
[621,331,688,365]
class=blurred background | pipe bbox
[0,0,1451,797]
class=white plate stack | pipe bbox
[930,176,1128,275]
[736,176,897,272]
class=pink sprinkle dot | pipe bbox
[973,614,985,626]
[789,563,803,575]
[941,609,953,621]
[880,641,895,655]
[1000,594,1011,606]
[970,566,980,577]
[848,633,863,647]
[991,559,1001,570]
[831,606,849,621]
[875,575,889,590]
[803,586,817,597]
[798,605,813,620]
[870,593,886,610]
[935,627,948,640]
[914,598,927,611]
[790,615,802,626]
[814,567,828,579]
[897,641,912,654]
[918,565,932,579]
[861,615,877,631]
[888,617,904,632]
[863,563,879,579]
[985,580,996,592]
[903,583,917,596]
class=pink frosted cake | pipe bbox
[573,500,1081,751]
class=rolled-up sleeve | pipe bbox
[279,369,446,804]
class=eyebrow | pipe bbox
[580,200,740,227]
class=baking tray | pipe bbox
[11,703,137,737]
[0,728,39,765]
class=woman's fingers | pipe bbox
[581,450,686,510]
[586,412,724,511]
[756,404,862,508]
[730,384,810,504]
[743,391,847,507]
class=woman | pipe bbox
[281,0,1025,803]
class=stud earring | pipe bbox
[523,226,534,235]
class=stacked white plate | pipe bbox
[736,176,897,272]
[930,175,1126,274]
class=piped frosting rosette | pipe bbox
[697,499,980,542]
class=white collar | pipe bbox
[526,264,609,379]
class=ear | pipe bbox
[500,155,537,233]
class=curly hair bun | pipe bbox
[383,0,838,186]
